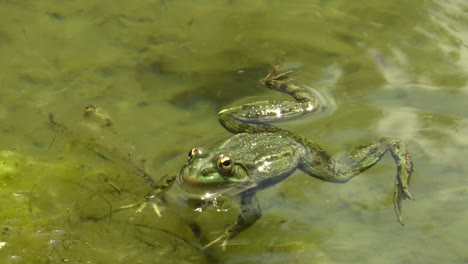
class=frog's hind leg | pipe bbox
[299,138,414,225]
[218,64,322,134]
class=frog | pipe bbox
[138,63,414,251]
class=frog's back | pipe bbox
[217,133,306,188]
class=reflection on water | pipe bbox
[0,0,467,263]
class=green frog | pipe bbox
[140,64,414,251]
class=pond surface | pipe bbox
[0,0,467,263]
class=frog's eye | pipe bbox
[187,148,198,161]
[217,154,233,174]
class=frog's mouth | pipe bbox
[176,165,256,198]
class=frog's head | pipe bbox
[176,147,255,197]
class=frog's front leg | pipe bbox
[299,138,414,224]
[118,174,176,218]
[203,189,261,251]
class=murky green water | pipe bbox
[1,0,467,263]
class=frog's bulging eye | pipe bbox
[187,148,198,161]
[217,155,233,174]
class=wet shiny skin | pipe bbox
[145,64,414,251]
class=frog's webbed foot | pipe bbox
[391,143,415,225]
[135,195,163,218]
[260,63,297,87]
[299,138,414,225]
[394,181,414,225]
[117,175,176,219]
[117,196,162,219]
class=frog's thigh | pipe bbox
[299,138,401,182]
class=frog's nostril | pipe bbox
[201,168,209,176]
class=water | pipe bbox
[0,0,467,263]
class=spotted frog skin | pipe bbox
[144,64,414,251]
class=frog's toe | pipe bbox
[150,202,162,217]
[133,201,162,218]
[393,185,415,225]
[116,201,162,221]
[203,234,229,252]
[403,188,415,200]
[397,178,414,201]
[117,201,141,211]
